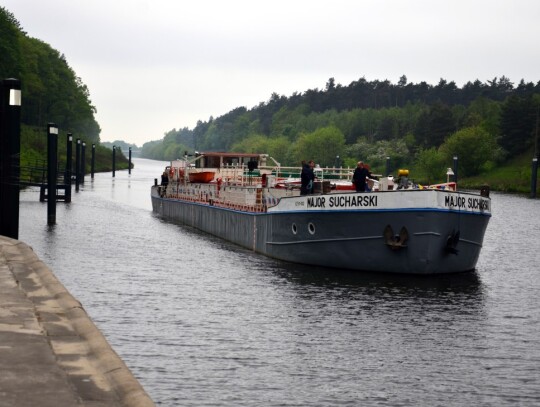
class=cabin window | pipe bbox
[291,223,298,235]
[308,223,316,235]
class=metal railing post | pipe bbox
[81,142,86,183]
[75,138,81,192]
[0,78,22,238]
[47,124,58,224]
[91,143,95,179]
[65,133,72,202]
[112,145,116,177]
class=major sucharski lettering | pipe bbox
[307,195,378,209]
[444,195,490,211]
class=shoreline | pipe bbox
[0,235,155,406]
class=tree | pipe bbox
[414,102,455,148]
[464,97,501,136]
[346,138,411,174]
[0,7,22,77]
[434,78,458,104]
[292,126,345,167]
[231,134,270,154]
[414,148,445,184]
[499,95,538,156]
[1,6,100,144]
[231,134,291,164]
[136,69,539,166]
[439,126,503,177]
[396,75,408,106]
[325,77,336,91]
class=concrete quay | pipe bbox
[0,235,155,407]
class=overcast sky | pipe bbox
[3,0,540,146]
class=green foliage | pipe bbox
[413,148,445,184]
[20,125,128,173]
[141,138,188,161]
[1,7,100,143]
[270,104,308,139]
[2,7,112,177]
[230,134,289,164]
[20,126,46,168]
[459,147,538,193]
[414,102,455,148]
[499,95,539,156]
[231,134,270,153]
[12,0,531,186]
[345,138,411,175]
[143,70,540,184]
[140,140,163,160]
[289,126,345,167]
[143,80,539,193]
[92,143,129,172]
[101,140,138,152]
[439,126,504,177]
[464,97,501,136]
[0,7,22,77]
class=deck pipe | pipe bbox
[385,156,391,177]
[47,123,58,225]
[91,144,95,179]
[532,158,538,199]
[0,78,22,238]
[75,138,81,192]
[65,133,72,203]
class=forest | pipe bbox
[0,6,127,170]
[141,75,540,185]
[3,5,538,186]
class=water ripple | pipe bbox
[19,160,540,407]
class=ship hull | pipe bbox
[152,186,491,274]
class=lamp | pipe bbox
[446,168,454,184]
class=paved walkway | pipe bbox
[0,235,155,407]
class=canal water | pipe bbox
[19,158,540,406]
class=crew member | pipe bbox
[352,161,371,192]
[301,160,315,195]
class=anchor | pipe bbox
[445,229,460,254]
[384,225,409,250]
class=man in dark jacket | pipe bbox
[352,161,370,192]
[161,170,169,186]
[300,160,315,195]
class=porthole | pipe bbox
[308,222,316,235]
[291,223,298,234]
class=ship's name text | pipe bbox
[307,195,378,209]
[444,196,489,210]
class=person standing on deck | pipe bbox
[301,160,315,195]
[161,170,169,187]
[352,161,371,192]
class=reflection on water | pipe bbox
[18,159,540,407]
[272,260,483,293]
